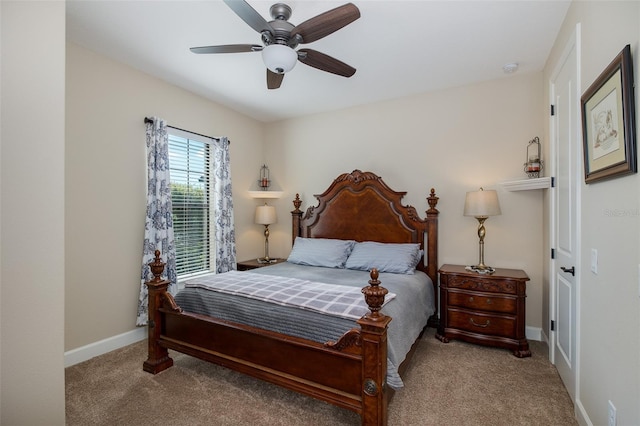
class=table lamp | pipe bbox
[464,188,501,272]
[255,204,277,263]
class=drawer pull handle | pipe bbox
[485,299,492,305]
[470,318,491,328]
[468,297,474,302]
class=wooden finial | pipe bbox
[292,193,302,213]
[427,188,439,214]
[361,268,388,319]
[148,250,166,283]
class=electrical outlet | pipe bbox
[591,248,598,274]
[608,400,616,426]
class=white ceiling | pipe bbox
[66,0,571,123]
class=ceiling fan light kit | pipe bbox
[262,44,297,74]
[191,0,361,89]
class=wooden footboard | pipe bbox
[143,251,391,425]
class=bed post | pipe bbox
[142,250,174,374]
[425,188,440,328]
[357,269,391,426]
[291,193,303,245]
[425,188,439,284]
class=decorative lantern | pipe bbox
[523,136,543,178]
[259,164,270,190]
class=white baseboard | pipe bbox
[64,327,147,368]
[526,326,542,341]
[575,398,592,426]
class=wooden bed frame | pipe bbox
[143,170,440,425]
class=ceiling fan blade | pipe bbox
[298,49,356,77]
[266,69,284,90]
[223,0,274,34]
[190,44,262,54]
[291,3,360,44]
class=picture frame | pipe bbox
[581,44,636,184]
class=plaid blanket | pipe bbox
[183,270,396,320]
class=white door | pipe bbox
[550,26,580,402]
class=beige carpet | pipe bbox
[65,328,577,425]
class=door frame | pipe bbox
[548,23,582,403]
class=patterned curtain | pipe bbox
[136,117,177,326]
[213,136,237,273]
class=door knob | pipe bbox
[560,266,575,276]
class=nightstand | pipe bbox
[236,258,286,271]
[436,264,531,357]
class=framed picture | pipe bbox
[581,44,636,183]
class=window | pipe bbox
[168,130,212,279]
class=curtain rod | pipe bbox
[144,117,223,142]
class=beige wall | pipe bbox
[544,1,640,425]
[265,73,546,332]
[65,42,265,350]
[1,1,66,424]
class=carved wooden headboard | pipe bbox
[290,170,440,286]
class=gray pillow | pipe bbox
[287,237,356,268]
[345,241,422,274]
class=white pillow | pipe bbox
[345,241,422,274]
[287,237,356,268]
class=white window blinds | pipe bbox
[168,130,212,278]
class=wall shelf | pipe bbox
[501,177,552,191]
[248,190,283,199]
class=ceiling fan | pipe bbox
[190,0,360,89]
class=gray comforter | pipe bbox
[174,262,435,388]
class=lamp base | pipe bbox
[256,257,279,264]
[465,265,496,275]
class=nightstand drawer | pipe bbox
[447,275,517,295]
[447,290,516,314]
[447,308,516,338]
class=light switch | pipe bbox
[591,249,598,274]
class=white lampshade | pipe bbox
[255,204,277,225]
[464,188,502,218]
[262,44,297,74]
